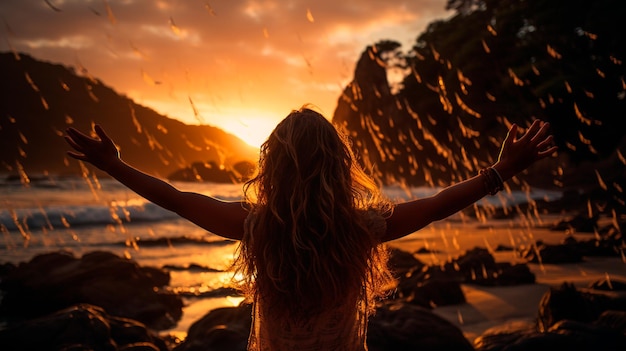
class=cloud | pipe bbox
[0,0,451,146]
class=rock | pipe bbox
[537,282,626,332]
[475,318,626,351]
[0,304,168,351]
[487,262,536,286]
[0,251,183,330]
[595,310,626,334]
[522,242,584,264]
[551,213,599,233]
[442,247,535,286]
[388,247,425,277]
[174,304,252,351]
[442,247,534,286]
[473,321,537,351]
[392,247,535,308]
[450,247,496,271]
[174,301,474,351]
[395,265,466,307]
[167,161,239,183]
[589,278,626,291]
[367,302,474,351]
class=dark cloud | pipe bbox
[0,0,450,146]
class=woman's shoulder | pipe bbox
[357,208,388,238]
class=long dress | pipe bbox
[245,211,387,351]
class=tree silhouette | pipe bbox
[333,0,625,196]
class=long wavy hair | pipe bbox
[233,106,393,319]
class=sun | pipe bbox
[221,113,279,148]
[232,124,271,148]
[143,98,278,149]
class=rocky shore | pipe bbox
[1,220,625,351]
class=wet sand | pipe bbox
[387,218,626,342]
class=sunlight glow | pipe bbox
[219,111,280,148]
[135,94,277,147]
[141,24,200,44]
[24,36,93,49]
[243,0,278,21]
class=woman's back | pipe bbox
[249,294,366,351]
[245,209,388,351]
[234,108,393,350]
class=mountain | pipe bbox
[332,0,626,191]
[0,52,259,181]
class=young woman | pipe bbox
[65,106,557,351]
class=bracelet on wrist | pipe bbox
[479,167,504,195]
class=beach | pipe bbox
[387,221,626,342]
[1,176,625,349]
[153,212,626,343]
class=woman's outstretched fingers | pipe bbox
[519,120,541,144]
[504,124,518,146]
[536,135,553,149]
[64,134,83,152]
[94,125,112,144]
[537,135,558,158]
[67,127,97,145]
[64,125,121,171]
[527,122,558,159]
[530,121,550,145]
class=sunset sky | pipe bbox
[1,0,451,147]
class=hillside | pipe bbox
[0,52,259,181]
[332,0,626,191]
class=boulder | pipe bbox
[475,318,626,351]
[0,251,183,330]
[522,242,584,264]
[367,302,474,351]
[444,247,535,286]
[0,304,168,351]
[395,265,466,307]
[537,282,626,332]
[174,304,252,351]
[174,301,474,351]
[392,247,535,308]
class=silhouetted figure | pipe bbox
[65,106,556,350]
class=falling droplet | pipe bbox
[594,169,608,190]
[546,44,562,59]
[15,161,30,187]
[605,272,613,289]
[44,0,62,12]
[205,1,216,16]
[306,8,315,23]
[103,0,117,24]
[188,96,204,123]
[481,39,491,53]
[169,17,182,36]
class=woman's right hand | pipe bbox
[64,125,121,172]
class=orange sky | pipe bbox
[1,0,451,147]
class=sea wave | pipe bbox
[0,202,179,231]
[114,236,236,248]
[1,177,562,233]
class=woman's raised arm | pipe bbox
[65,125,248,240]
[383,120,558,242]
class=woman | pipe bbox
[65,106,557,350]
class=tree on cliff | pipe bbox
[333,0,626,191]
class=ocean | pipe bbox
[0,174,564,335]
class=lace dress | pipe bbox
[245,211,387,351]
